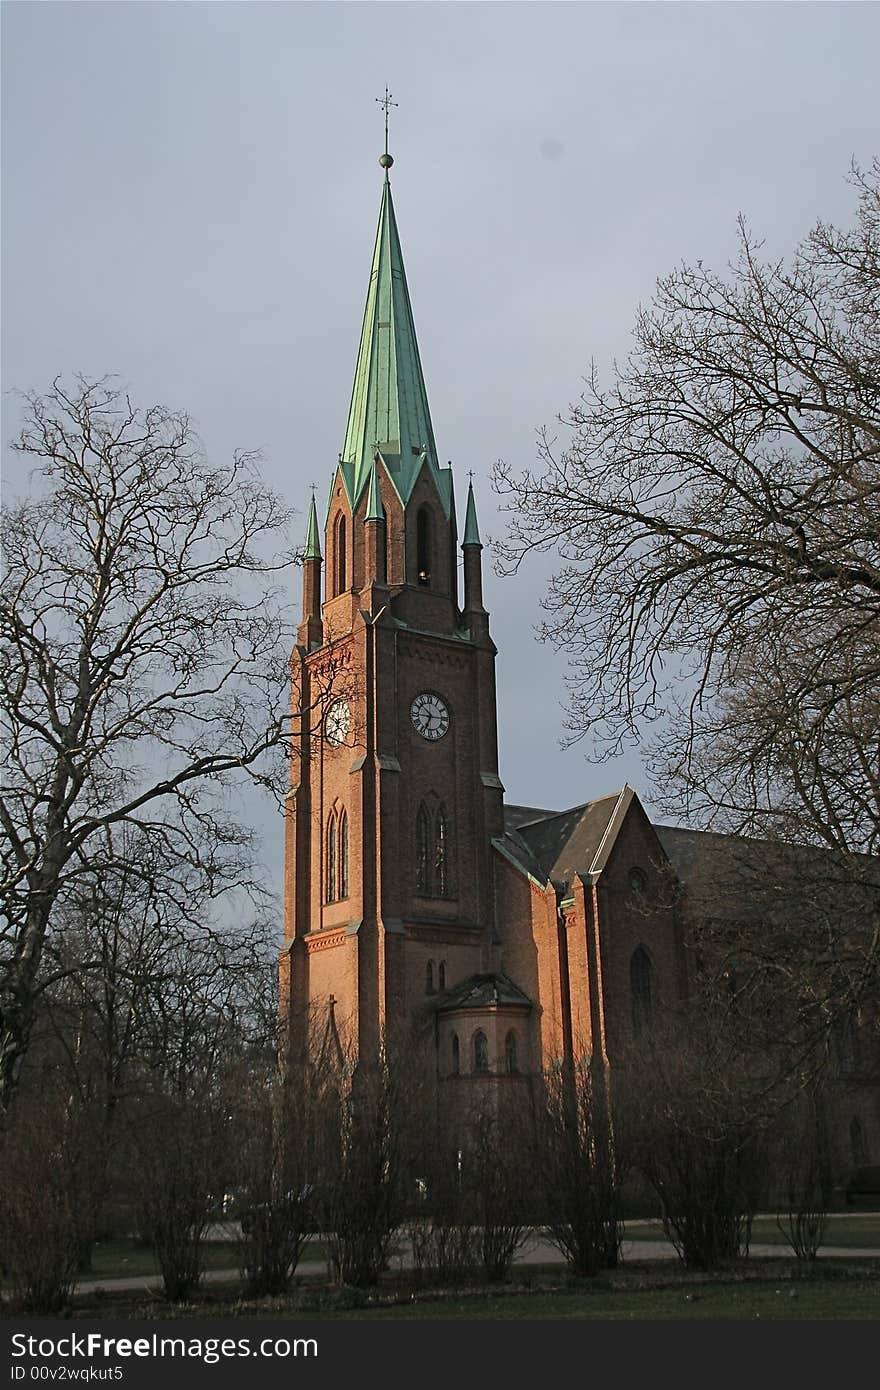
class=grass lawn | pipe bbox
[55,1267,880,1321]
[300,1278,880,1320]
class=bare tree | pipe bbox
[0,375,324,1114]
[8,834,276,1274]
[493,161,880,858]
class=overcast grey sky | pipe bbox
[3,1,878,889]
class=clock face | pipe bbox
[411,692,450,741]
[325,699,351,747]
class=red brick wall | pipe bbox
[593,802,686,1061]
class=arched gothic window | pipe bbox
[435,805,448,896]
[426,960,435,995]
[416,506,431,585]
[326,811,338,903]
[438,961,446,991]
[631,946,653,1034]
[451,1032,460,1076]
[416,803,431,894]
[334,513,347,596]
[473,1030,489,1074]
[505,1031,518,1075]
[415,800,453,898]
[338,809,349,900]
[325,807,348,903]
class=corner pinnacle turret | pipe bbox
[298,493,323,649]
[463,479,482,547]
[303,493,322,560]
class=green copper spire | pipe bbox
[365,457,383,522]
[339,172,451,517]
[463,479,482,546]
[304,493,321,560]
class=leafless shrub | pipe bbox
[313,1046,415,1288]
[128,1090,227,1301]
[774,1087,832,1261]
[405,1124,481,1285]
[459,1094,535,1282]
[232,1069,321,1296]
[619,1008,771,1270]
[0,1094,77,1312]
[537,1058,622,1275]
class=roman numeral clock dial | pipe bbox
[324,698,351,746]
[410,692,450,741]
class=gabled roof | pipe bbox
[503,787,638,890]
[435,972,533,1013]
[339,173,450,516]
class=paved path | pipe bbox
[69,1225,880,1297]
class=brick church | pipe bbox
[279,154,877,1171]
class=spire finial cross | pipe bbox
[376,86,398,159]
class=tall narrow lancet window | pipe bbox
[416,803,431,894]
[438,961,446,991]
[435,805,448,896]
[630,946,653,1034]
[426,960,435,995]
[334,513,347,596]
[473,1030,489,1074]
[416,506,431,585]
[326,811,338,903]
[338,809,349,900]
[415,801,453,898]
[505,1031,518,1075]
[451,1032,460,1076]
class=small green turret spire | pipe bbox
[304,493,322,560]
[463,479,482,547]
[365,457,383,522]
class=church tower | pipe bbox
[280,148,506,1069]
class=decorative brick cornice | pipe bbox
[307,638,354,680]
[305,928,347,954]
[398,635,471,670]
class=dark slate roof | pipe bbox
[656,823,880,928]
[436,972,533,1013]
[494,828,549,884]
[503,789,633,889]
[504,804,561,831]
